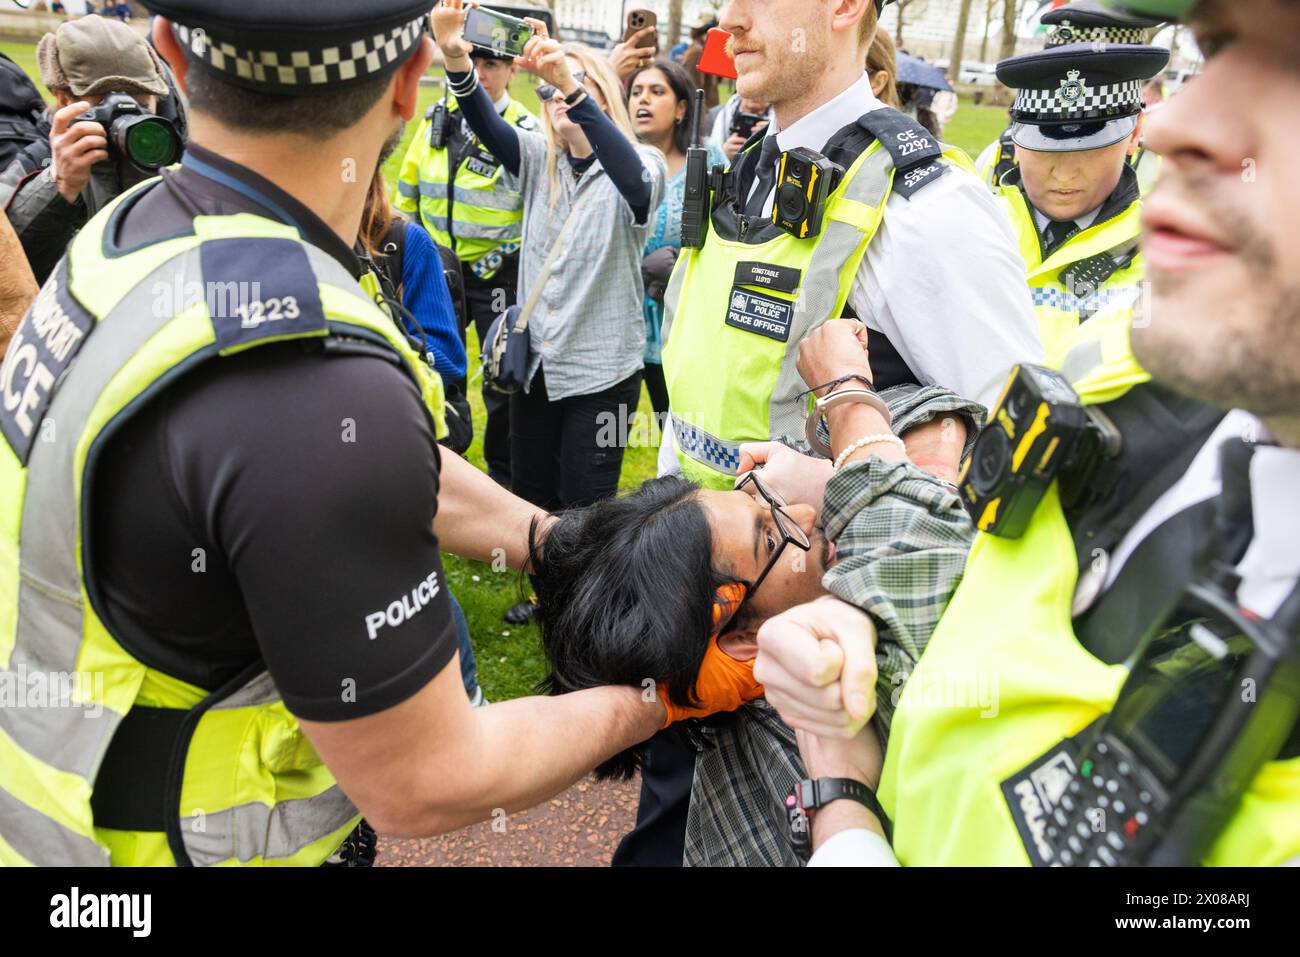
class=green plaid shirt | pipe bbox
[684,385,980,867]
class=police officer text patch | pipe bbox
[0,265,94,465]
[725,287,794,343]
[199,238,327,353]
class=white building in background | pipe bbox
[552,1,722,45]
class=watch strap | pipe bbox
[787,776,891,862]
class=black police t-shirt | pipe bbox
[88,149,457,722]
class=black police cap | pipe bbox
[998,42,1170,151]
[141,0,432,94]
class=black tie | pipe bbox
[1043,218,1079,256]
[743,137,783,220]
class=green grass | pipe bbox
[1,37,1002,700]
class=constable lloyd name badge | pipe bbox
[725,287,794,343]
[0,263,94,465]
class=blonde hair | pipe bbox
[541,43,642,209]
[859,1,880,48]
[866,28,900,108]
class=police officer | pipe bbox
[753,0,1300,867]
[993,8,1169,361]
[974,1,1166,191]
[0,0,760,867]
[659,0,1040,492]
[396,45,537,491]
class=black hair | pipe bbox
[527,475,746,779]
[627,58,695,156]
[182,54,394,134]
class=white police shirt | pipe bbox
[810,411,1300,867]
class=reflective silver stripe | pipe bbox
[0,779,109,866]
[1061,339,1104,385]
[416,178,523,212]
[671,414,744,475]
[438,219,521,241]
[0,647,120,778]
[182,784,358,866]
[770,147,896,447]
[397,179,419,199]
[211,670,280,710]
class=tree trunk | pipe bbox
[950,0,976,84]
[667,0,685,51]
[980,0,997,63]
[998,0,1021,62]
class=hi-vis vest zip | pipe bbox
[880,307,1300,866]
[661,110,974,490]
[997,174,1146,366]
[396,99,536,280]
[0,180,446,866]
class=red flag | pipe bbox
[698,27,737,80]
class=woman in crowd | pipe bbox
[627,58,725,424]
[432,0,665,624]
[433,2,664,504]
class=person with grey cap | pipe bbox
[0,0,761,868]
[0,13,176,284]
[991,4,1170,361]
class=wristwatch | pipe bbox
[563,86,587,105]
[787,776,891,862]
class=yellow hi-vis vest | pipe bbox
[880,308,1300,866]
[997,172,1146,366]
[661,111,974,489]
[0,182,447,866]
[395,98,536,280]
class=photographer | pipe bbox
[0,15,174,284]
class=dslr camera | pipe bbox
[72,93,182,173]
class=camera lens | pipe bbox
[776,183,806,222]
[119,116,180,170]
[970,428,1010,496]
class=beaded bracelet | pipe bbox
[834,433,906,471]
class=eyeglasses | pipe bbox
[718,471,812,634]
[538,71,587,102]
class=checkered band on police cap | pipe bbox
[1045,23,1153,46]
[174,15,427,91]
[1013,71,1144,122]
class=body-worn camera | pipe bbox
[772,147,843,240]
[72,93,181,172]
[958,363,1121,539]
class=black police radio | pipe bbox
[428,86,452,149]
[958,364,1121,539]
[1044,576,1300,867]
[680,89,712,249]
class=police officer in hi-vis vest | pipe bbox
[396,43,537,489]
[993,2,1170,362]
[975,1,1167,193]
[0,0,762,867]
[657,0,1041,493]
[752,0,1300,868]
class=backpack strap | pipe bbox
[378,218,408,300]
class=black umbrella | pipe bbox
[896,53,953,92]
